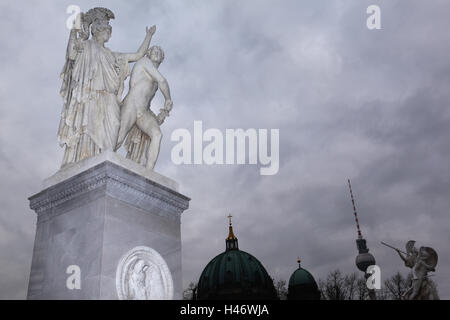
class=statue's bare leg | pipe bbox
[116,104,137,150]
[402,286,412,299]
[409,279,422,300]
[136,110,162,169]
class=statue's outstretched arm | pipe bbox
[119,25,156,63]
[397,250,407,263]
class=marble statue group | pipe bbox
[396,240,439,300]
[384,240,440,300]
[50,6,444,302]
[58,7,172,169]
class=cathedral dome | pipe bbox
[287,259,320,300]
[196,216,278,300]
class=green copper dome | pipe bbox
[197,216,277,300]
[288,267,317,287]
[287,259,320,300]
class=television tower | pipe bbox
[348,179,376,300]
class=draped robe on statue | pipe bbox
[58,39,123,167]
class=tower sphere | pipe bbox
[355,252,376,272]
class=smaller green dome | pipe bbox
[288,268,317,287]
[287,261,320,300]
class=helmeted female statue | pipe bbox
[58,7,155,167]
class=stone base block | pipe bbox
[27,155,190,299]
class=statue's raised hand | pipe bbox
[164,99,173,112]
[146,25,156,36]
[156,112,166,125]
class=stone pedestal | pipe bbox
[27,152,190,299]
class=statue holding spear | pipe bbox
[382,240,439,300]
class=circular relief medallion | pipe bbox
[116,246,174,300]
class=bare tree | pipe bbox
[356,276,369,300]
[183,282,198,300]
[318,269,371,300]
[384,272,439,300]
[384,272,409,300]
[318,269,348,300]
[344,272,358,300]
[274,279,288,300]
[376,285,391,300]
[317,269,440,300]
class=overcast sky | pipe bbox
[1,0,449,299]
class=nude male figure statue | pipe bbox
[116,45,173,169]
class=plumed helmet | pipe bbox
[80,7,115,40]
[406,240,417,254]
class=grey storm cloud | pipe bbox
[0,0,449,299]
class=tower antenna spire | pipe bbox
[348,179,363,239]
[348,180,376,300]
